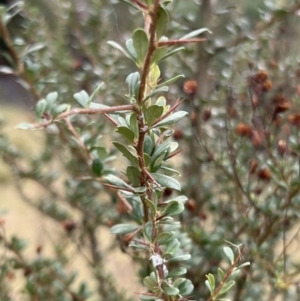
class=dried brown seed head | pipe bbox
[202,108,211,121]
[183,80,198,96]
[253,70,268,83]
[235,123,252,137]
[62,220,77,233]
[185,199,196,212]
[249,160,258,174]
[258,168,271,181]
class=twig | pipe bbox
[26,104,136,129]
[207,246,244,301]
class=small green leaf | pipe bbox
[133,29,149,67]
[74,90,89,108]
[164,200,184,216]
[126,72,140,99]
[144,105,164,126]
[167,267,187,278]
[223,247,234,264]
[173,278,186,287]
[144,198,156,214]
[228,269,240,281]
[205,280,213,294]
[110,223,139,234]
[143,276,158,291]
[206,273,215,291]
[144,136,155,156]
[46,91,58,106]
[104,174,134,190]
[152,111,188,128]
[143,86,169,102]
[126,39,138,60]
[236,262,251,269]
[180,28,212,40]
[126,166,140,187]
[107,41,131,59]
[151,173,181,191]
[151,47,168,64]
[53,104,69,118]
[158,47,185,63]
[154,232,174,245]
[92,158,103,176]
[156,75,185,88]
[217,280,235,296]
[156,7,169,39]
[116,126,135,143]
[217,267,225,282]
[162,284,179,296]
[150,64,160,86]
[129,112,138,138]
[129,241,150,250]
[165,238,180,254]
[150,141,174,165]
[36,98,47,119]
[150,151,167,172]
[168,254,191,262]
[178,279,194,296]
[113,141,138,167]
[143,221,153,242]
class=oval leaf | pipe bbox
[110,223,139,234]
[223,247,234,264]
[152,111,188,128]
[151,173,181,190]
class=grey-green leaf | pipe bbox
[151,173,181,191]
[116,126,135,143]
[223,247,234,264]
[126,72,140,99]
[126,166,141,187]
[167,267,187,278]
[168,254,191,262]
[178,279,194,296]
[110,223,139,234]
[132,29,149,67]
[162,285,179,296]
[143,276,157,291]
[126,39,138,60]
[180,28,212,40]
[156,7,169,39]
[104,174,133,190]
[113,142,138,167]
[74,90,89,108]
[107,41,131,59]
[165,238,180,254]
[143,221,153,242]
[164,200,185,216]
[36,98,47,119]
[217,280,235,296]
[152,111,188,128]
[144,105,164,126]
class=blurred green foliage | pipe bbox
[1,0,300,301]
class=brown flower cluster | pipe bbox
[183,80,197,96]
[272,95,291,121]
[251,70,273,95]
[235,123,265,148]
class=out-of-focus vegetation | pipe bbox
[1,0,300,301]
